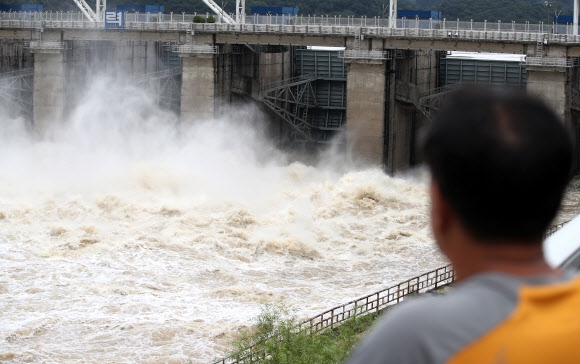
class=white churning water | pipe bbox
[0,78,445,363]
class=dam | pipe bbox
[2,12,580,172]
[1,9,580,363]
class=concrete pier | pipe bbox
[32,49,65,137]
[526,67,570,122]
[345,60,387,165]
[180,53,216,123]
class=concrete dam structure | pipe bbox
[1,14,580,172]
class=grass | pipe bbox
[225,303,380,364]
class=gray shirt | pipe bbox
[344,272,577,364]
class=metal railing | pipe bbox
[171,44,219,54]
[3,14,580,45]
[0,11,577,33]
[339,49,389,60]
[214,264,454,364]
[24,40,66,50]
[526,56,580,67]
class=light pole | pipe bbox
[545,1,551,26]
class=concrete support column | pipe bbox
[346,60,386,165]
[32,49,65,137]
[179,53,216,123]
[526,66,570,123]
[527,66,580,171]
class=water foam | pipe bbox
[0,78,445,363]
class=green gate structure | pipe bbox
[296,49,346,143]
[440,55,527,87]
[419,55,528,119]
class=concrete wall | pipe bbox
[229,48,293,100]
[258,51,291,89]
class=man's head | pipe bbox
[422,86,572,248]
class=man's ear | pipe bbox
[430,181,451,245]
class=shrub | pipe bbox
[227,303,374,363]
[193,15,206,23]
[207,15,216,23]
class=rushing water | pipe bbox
[0,79,445,363]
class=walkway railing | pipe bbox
[214,264,454,364]
[171,44,219,54]
[24,40,66,50]
[339,49,389,60]
[3,14,580,45]
[0,11,576,33]
[526,57,580,67]
[300,265,454,334]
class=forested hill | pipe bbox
[4,0,576,23]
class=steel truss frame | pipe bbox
[135,67,182,113]
[417,83,461,120]
[262,75,318,141]
[0,68,34,120]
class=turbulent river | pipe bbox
[0,80,446,363]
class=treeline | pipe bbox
[3,0,576,23]
[438,0,567,23]
[439,0,547,23]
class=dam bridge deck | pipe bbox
[3,13,580,55]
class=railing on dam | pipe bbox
[3,12,580,45]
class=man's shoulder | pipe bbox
[375,280,502,336]
[345,274,521,364]
[386,274,517,327]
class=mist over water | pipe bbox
[0,78,445,363]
